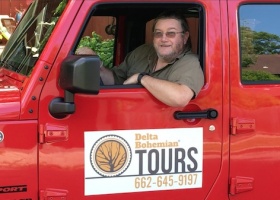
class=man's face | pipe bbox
[153,18,189,62]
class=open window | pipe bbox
[75,3,205,87]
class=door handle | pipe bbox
[174,108,218,120]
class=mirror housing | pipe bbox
[59,55,100,94]
[49,55,101,118]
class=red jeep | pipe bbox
[0,0,280,199]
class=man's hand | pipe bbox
[125,74,194,107]
[123,73,139,85]
[76,47,96,55]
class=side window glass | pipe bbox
[239,4,280,83]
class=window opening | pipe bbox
[239,4,280,83]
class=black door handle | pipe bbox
[174,108,218,120]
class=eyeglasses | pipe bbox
[153,31,184,38]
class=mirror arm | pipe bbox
[48,91,75,118]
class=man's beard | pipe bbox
[156,43,183,63]
[158,51,177,63]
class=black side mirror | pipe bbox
[59,55,100,94]
[49,55,101,118]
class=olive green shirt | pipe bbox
[112,44,204,97]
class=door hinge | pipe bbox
[229,176,254,195]
[40,188,68,199]
[230,118,255,135]
[39,124,68,144]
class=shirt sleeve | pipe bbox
[111,51,132,84]
[111,44,153,84]
[168,53,204,98]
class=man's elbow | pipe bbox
[169,93,192,107]
[175,96,191,107]
[172,86,194,107]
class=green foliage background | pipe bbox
[78,32,114,68]
[242,70,280,81]
[240,26,280,81]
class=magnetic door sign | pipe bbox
[84,128,203,195]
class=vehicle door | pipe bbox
[228,1,280,199]
[38,0,226,199]
[0,0,80,199]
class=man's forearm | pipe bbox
[100,67,115,85]
[141,75,194,107]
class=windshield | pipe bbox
[0,0,67,76]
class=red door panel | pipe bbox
[229,0,280,199]
[38,0,225,199]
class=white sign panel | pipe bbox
[84,128,203,195]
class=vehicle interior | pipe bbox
[75,3,205,79]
